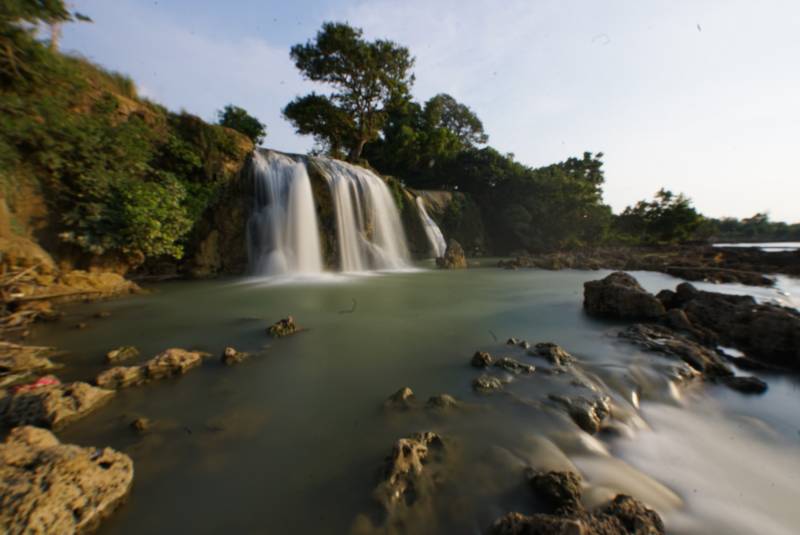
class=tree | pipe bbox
[284,22,415,162]
[616,189,703,243]
[422,93,487,147]
[217,104,266,145]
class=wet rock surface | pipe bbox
[436,239,467,269]
[0,426,133,534]
[0,342,59,375]
[472,351,494,368]
[268,316,298,337]
[94,348,207,390]
[384,387,416,410]
[490,470,665,535]
[584,272,666,320]
[548,394,611,435]
[425,394,459,410]
[104,345,139,364]
[0,382,114,429]
[530,343,575,367]
[494,357,535,375]
[473,374,504,393]
[221,346,249,366]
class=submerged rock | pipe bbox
[548,394,611,435]
[583,272,665,320]
[268,316,298,337]
[425,394,460,410]
[531,343,575,367]
[130,417,151,433]
[384,387,416,410]
[0,426,133,534]
[221,346,249,366]
[104,345,139,364]
[494,357,535,375]
[718,375,768,394]
[436,239,467,269]
[490,470,665,535]
[95,366,145,390]
[472,351,494,368]
[473,374,504,393]
[144,348,206,379]
[0,382,114,429]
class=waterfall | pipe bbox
[247,150,323,276]
[313,158,411,271]
[415,196,447,258]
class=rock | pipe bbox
[95,366,145,390]
[0,382,114,429]
[518,340,531,350]
[0,342,59,375]
[221,346,248,366]
[494,357,535,375]
[425,394,459,410]
[531,343,575,367]
[384,387,416,410]
[144,348,206,379]
[548,394,611,435]
[718,375,768,394]
[435,239,467,269]
[620,324,733,378]
[473,374,504,392]
[267,316,298,337]
[94,310,112,319]
[583,272,666,320]
[130,417,151,433]
[507,338,519,345]
[104,345,139,364]
[373,432,445,517]
[472,351,494,368]
[0,426,133,534]
[73,322,88,330]
[490,470,665,535]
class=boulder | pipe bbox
[548,394,611,435]
[267,316,298,338]
[0,342,59,375]
[472,374,504,393]
[471,351,494,368]
[144,348,206,379]
[718,375,768,395]
[94,366,145,390]
[0,426,133,534]
[130,417,151,433]
[531,343,575,367]
[583,272,665,320]
[0,382,114,429]
[104,346,139,364]
[436,239,467,269]
[494,357,535,375]
[425,394,460,410]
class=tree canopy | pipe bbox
[615,189,703,244]
[217,104,266,145]
[284,22,414,161]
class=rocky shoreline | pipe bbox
[497,244,800,286]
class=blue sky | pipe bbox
[62,0,800,222]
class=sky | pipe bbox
[61,0,800,222]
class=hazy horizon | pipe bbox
[62,0,800,223]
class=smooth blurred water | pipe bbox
[28,266,800,534]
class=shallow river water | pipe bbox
[31,264,800,534]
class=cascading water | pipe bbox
[247,150,323,276]
[313,158,411,271]
[415,196,447,258]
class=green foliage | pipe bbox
[440,194,486,254]
[285,22,414,161]
[615,189,703,244]
[217,104,266,145]
[703,213,800,242]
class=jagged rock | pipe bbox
[104,346,139,364]
[620,324,732,378]
[0,342,58,374]
[507,338,519,345]
[384,387,416,410]
[718,375,768,394]
[144,348,206,379]
[130,417,151,433]
[268,316,298,337]
[94,366,145,390]
[0,382,114,429]
[490,470,665,535]
[473,374,504,392]
[472,351,494,368]
[548,394,611,435]
[425,394,459,410]
[583,272,665,320]
[221,347,248,366]
[531,343,575,367]
[494,357,535,375]
[0,426,133,534]
[373,432,444,517]
[436,239,467,269]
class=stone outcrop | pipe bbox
[583,272,665,320]
[104,346,139,364]
[384,387,416,410]
[220,346,249,366]
[548,394,611,435]
[436,239,467,269]
[0,426,133,534]
[494,357,535,375]
[490,470,665,535]
[471,351,494,368]
[0,342,59,375]
[95,348,207,390]
[268,316,298,338]
[473,374,504,393]
[0,382,114,429]
[530,343,575,367]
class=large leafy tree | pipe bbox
[217,104,266,145]
[616,189,703,243]
[284,22,415,162]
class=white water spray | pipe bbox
[247,151,323,276]
[415,196,447,258]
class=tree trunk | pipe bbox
[348,138,367,163]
